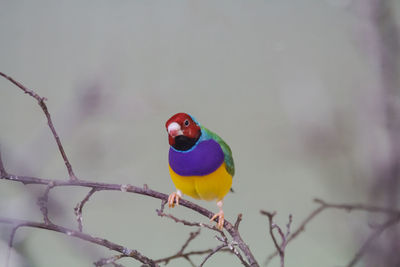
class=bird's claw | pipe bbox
[210,210,225,230]
[168,192,181,208]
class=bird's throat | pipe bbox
[172,135,200,151]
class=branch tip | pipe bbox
[234,213,243,230]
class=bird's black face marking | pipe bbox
[172,135,200,151]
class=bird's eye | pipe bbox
[184,119,190,126]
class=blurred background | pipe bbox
[1,0,400,266]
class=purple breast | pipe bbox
[169,139,224,176]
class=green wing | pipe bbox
[201,126,235,177]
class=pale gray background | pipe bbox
[1,0,399,266]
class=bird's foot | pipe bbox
[210,210,224,230]
[168,191,181,208]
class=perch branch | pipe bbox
[0,164,258,266]
[157,205,249,266]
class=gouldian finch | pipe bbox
[165,112,234,229]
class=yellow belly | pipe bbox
[169,162,232,201]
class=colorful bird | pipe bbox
[165,112,234,229]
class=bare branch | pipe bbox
[346,214,400,267]
[0,217,157,267]
[0,71,77,180]
[1,171,257,266]
[230,243,250,267]
[154,229,202,265]
[74,187,98,232]
[179,229,201,255]
[94,254,127,267]
[234,213,243,231]
[260,211,292,267]
[265,199,400,266]
[314,198,400,215]
[260,211,282,256]
[156,201,230,245]
[6,225,19,267]
[157,206,250,266]
[155,248,215,266]
[199,243,227,267]
[0,150,6,176]
[37,181,55,224]
[0,72,259,266]
[265,203,326,265]
[283,214,293,247]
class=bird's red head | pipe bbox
[166,113,201,150]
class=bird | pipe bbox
[165,112,234,229]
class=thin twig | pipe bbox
[234,213,243,231]
[156,206,224,233]
[283,214,293,249]
[157,229,201,265]
[154,229,202,265]
[74,187,98,232]
[157,207,250,266]
[94,254,127,267]
[199,243,227,267]
[260,211,292,267]
[314,198,400,215]
[0,71,77,180]
[179,229,201,254]
[37,182,55,224]
[155,248,210,265]
[260,211,282,256]
[6,225,19,267]
[265,204,325,265]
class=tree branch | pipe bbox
[94,254,127,267]
[156,204,250,266]
[260,211,292,267]
[346,214,400,267]
[0,217,157,266]
[0,71,77,180]
[264,198,400,266]
[37,181,55,224]
[0,164,258,266]
[0,72,259,266]
[74,187,98,232]
[0,148,6,176]
[260,211,282,256]
[153,229,206,266]
[199,243,227,267]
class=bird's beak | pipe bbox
[167,122,183,137]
